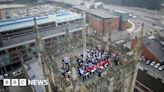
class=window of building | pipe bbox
[8,48,17,53]
[58,35,65,39]
[39,22,56,29]
[0,51,5,55]
[52,37,57,41]
[17,45,25,50]
[30,43,35,47]
[45,38,51,42]
[58,23,64,26]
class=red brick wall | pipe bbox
[142,45,160,63]
[90,15,103,33]
[90,15,119,33]
[131,38,138,50]
[131,38,160,63]
[120,21,128,31]
[104,17,119,32]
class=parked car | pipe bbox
[154,63,160,69]
[3,73,9,78]
[12,69,23,77]
[158,65,164,71]
[145,60,151,65]
[150,61,156,66]
[140,56,146,62]
[142,58,147,62]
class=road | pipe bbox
[103,4,164,28]
[102,4,164,37]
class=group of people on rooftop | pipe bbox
[77,48,119,80]
[60,47,120,81]
[60,57,72,81]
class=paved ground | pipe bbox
[7,86,33,92]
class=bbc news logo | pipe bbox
[3,79,48,86]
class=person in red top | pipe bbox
[96,62,104,69]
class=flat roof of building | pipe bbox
[0,4,26,9]
[73,5,115,19]
[0,10,82,32]
[25,59,44,92]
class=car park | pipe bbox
[158,65,164,71]
[150,61,156,66]
[154,63,160,68]
[145,60,151,65]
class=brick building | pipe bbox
[73,5,120,34]
[113,10,128,31]
[131,36,164,63]
[89,10,120,33]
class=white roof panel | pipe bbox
[0,10,82,32]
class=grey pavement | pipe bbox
[8,86,33,92]
[6,74,33,92]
